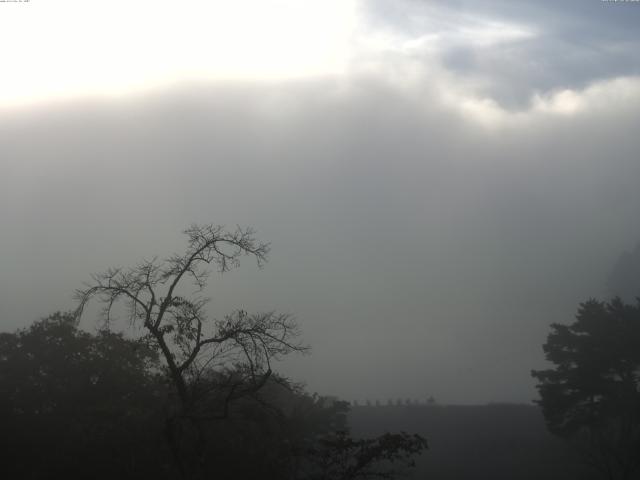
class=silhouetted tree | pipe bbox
[68,223,427,479]
[74,224,308,478]
[0,312,171,479]
[532,298,640,480]
[70,224,427,479]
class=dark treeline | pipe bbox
[0,312,425,480]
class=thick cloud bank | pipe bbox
[2,0,640,404]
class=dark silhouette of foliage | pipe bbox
[532,298,640,480]
[0,312,172,479]
[0,311,426,480]
[192,380,351,479]
[306,430,428,480]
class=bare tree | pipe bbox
[74,224,307,478]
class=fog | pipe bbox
[2,0,640,405]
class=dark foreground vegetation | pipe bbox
[0,312,426,480]
[1,224,639,479]
[532,298,640,480]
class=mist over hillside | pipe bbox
[3,2,640,479]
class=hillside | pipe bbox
[348,404,599,480]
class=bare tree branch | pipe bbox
[74,224,304,417]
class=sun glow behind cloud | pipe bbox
[3,0,640,128]
[0,0,358,107]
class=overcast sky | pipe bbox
[2,0,640,404]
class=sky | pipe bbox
[2,0,640,404]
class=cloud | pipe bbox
[0,0,358,107]
[357,0,640,109]
[444,75,640,126]
[2,0,640,404]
